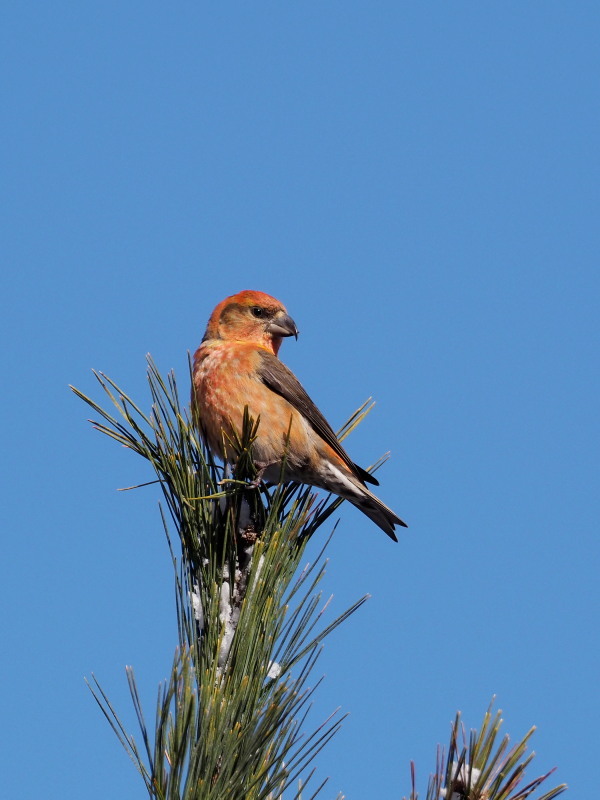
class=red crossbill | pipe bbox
[191,290,406,540]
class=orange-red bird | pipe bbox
[191,290,406,540]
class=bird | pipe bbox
[191,290,406,540]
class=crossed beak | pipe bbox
[266,312,299,340]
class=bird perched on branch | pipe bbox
[191,290,406,541]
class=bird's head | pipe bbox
[203,290,299,355]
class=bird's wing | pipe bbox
[256,350,379,486]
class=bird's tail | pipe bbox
[348,487,407,542]
[311,459,407,541]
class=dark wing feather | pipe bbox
[257,350,379,487]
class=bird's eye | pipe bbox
[251,307,265,318]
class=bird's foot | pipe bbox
[247,461,278,488]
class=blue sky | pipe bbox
[2,3,598,797]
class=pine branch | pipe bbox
[405,701,567,800]
[71,356,373,799]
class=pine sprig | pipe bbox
[405,701,566,800]
[71,356,373,799]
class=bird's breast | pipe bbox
[192,343,315,468]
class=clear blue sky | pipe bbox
[2,3,598,798]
